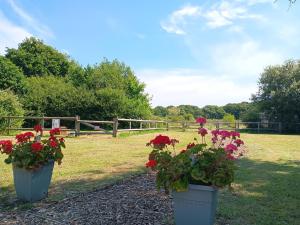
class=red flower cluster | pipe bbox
[150,135,171,145]
[34,124,43,133]
[196,117,207,124]
[50,128,60,136]
[186,143,195,149]
[31,142,44,153]
[145,159,157,168]
[198,128,208,137]
[16,132,34,143]
[49,140,58,148]
[0,140,13,154]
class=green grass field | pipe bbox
[1,132,299,225]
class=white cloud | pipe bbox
[242,0,274,6]
[204,1,264,28]
[211,40,284,78]
[6,0,54,39]
[138,68,256,107]
[0,12,32,54]
[161,1,264,33]
[160,5,201,35]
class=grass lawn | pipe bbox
[0,131,299,225]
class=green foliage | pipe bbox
[22,76,94,117]
[153,106,168,117]
[240,104,260,122]
[223,102,250,119]
[202,105,226,119]
[0,56,26,94]
[253,60,300,125]
[177,105,203,118]
[223,113,235,124]
[0,90,24,131]
[5,37,70,77]
[22,75,151,120]
[85,59,147,99]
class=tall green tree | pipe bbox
[252,60,300,124]
[0,56,26,94]
[5,37,70,77]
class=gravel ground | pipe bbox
[1,173,174,225]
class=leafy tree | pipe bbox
[86,59,147,99]
[202,105,226,119]
[240,104,260,122]
[5,37,70,77]
[66,60,87,87]
[0,90,24,131]
[153,106,168,117]
[178,105,203,118]
[0,56,26,94]
[252,60,300,124]
[183,113,195,121]
[22,76,95,117]
[223,102,250,120]
[223,113,235,124]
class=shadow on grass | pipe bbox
[0,166,146,211]
[217,158,300,225]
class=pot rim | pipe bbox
[188,184,218,192]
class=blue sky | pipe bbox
[1,0,300,107]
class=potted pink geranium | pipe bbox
[146,117,245,225]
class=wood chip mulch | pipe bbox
[0,173,174,225]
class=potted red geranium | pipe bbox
[0,125,65,202]
[146,117,245,225]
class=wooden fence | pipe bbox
[1,115,297,137]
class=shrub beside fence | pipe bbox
[1,116,299,137]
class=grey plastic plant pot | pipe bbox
[172,184,218,225]
[13,160,54,202]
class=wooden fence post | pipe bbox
[257,122,260,133]
[182,121,185,132]
[113,118,118,137]
[166,122,169,131]
[75,115,80,136]
[129,120,132,130]
[41,116,45,136]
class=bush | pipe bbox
[0,90,24,132]
[0,56,26,94]
[223,113,235,127]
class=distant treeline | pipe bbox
[152,102,258,122]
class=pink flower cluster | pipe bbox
[211,129,245,160]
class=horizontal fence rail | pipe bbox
[1,115,299,137]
